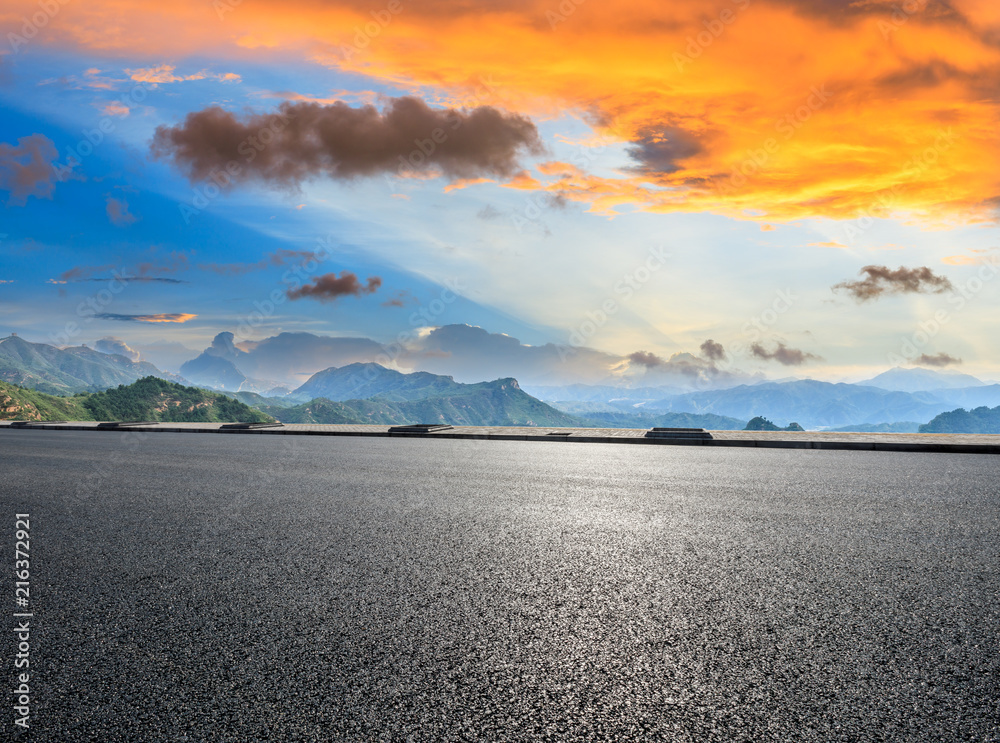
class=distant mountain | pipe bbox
[858,366,985,393]
[575,411,747,430]
[208,331,387,388]
[546,400,625,415]
[256,398,366,424]
[926,384,1000,410]
[826,421,921,433]
[179,333,290,393]
[64,345,186,382]
[290,362,466,402]
[647,379,951,429]
[918,405,1000,434]
[259,378,584,427]
[0,377,272,423]
[228,391,300,409]
[0,335,184,395]
[522,383,688,403]
[180,352,249,391]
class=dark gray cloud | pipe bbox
[286,271,382,302]
[0,133,61,205]
[152,97,543,188]
[59,252,191,282]
[626,126,702,175]
[628,350,666,368]
[833,265,953,302]
[772,0,965,24]
[58,263,115,281]
[750,342,821,366]
[915,352,962,367]
[626,348,741,387]
[199,249,323,276]
[381,290,416,308]
[700,339,726,361]
[75,277,187,284]
[105,195,137,226]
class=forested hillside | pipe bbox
[1,377,271,423]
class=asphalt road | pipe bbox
[1,429,998,742]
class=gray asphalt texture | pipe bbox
[1,429,998,742]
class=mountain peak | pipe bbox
[491,377,521,390]
[860,366,984,393]
[207,332,243,361]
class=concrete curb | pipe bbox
[2,422,999,454]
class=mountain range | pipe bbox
[533,370,1000,429]
[260,377,584,427]
[856,367,989,393]
[4,333,1000,432]
[0,335,185,394]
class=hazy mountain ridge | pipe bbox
[6,335,1000,431]
[179,332,291,394]
[0,335,187,394]
[289,362,466,402]
[522,383,689,403]
[826,422,921,433]
[858,366,987,393]
[194,331,386,389]
[263,378,584,427]
[643,380,959,429]
[574,411,748,430]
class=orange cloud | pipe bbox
[501,170,543,190]
[135,313,197,323]
[126,64,240,85]
[9,0,1000,225]
[808,241,849,249]
[443,177,495,193]
[94,313,198,323]
[942,254,979,265]
[99,101,130,117]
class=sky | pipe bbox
[1,0,999,388]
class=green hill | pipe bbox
[261,378,584,427]
[744,416,805,432]
[918,405,1000,434]
[1,377,272,423]
[229,391,299,409]
[0,382,90,421]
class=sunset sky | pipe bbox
[1,0,998,386]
